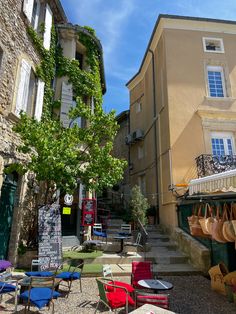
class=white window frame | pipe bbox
[211,131,235,156]
[203,37,224,53]
[31,0,41,31]
[207,65,226,98]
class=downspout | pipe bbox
[148,49,159,224]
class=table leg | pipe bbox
[116,239,124,254]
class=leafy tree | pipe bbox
[130,185,149,226]
[11,25,127,205]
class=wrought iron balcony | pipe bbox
[196,154,236,177]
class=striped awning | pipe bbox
[189,169,236,195]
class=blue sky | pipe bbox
[60,0,236,115]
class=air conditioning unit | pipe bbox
[125,134,132,145]
[132,129,144,141]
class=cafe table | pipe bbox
[130,303,176,314]
[137,279,173,293]
[113,235,131,253]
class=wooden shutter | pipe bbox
[34,80,45,121]
[43,4,52,50]
[15,59,31,117]
[23,0,34,22]
[60,82,73,128]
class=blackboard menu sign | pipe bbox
[38,204,62,270]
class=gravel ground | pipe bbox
[1,275,236,313]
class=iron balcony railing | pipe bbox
[196,154,236,177]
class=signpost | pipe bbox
[38,204,62,270]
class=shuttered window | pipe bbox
[15,59,31,116]
[34,80,45,121]
[23,0,34,22]
[43,4,53,50]
[60,82,73,127]
[15,59,44,119]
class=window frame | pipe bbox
[207,65,226,98]
[211,131,235,156]
[202,37,224,53]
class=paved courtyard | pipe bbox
[1,275,236,313]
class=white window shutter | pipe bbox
[15,59,31,117]
[23,0,34,22]
[43,4,53,50]
[34,80,45,121]
[60,82,73,128]
[33,0,41,30]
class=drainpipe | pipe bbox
[148,49,159,224]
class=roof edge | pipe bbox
[126,14,236,87]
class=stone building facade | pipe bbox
[0,0,66,264]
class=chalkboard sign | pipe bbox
[38,204,62,270]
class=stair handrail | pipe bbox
[137,217,148,238]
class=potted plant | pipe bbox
[130,185,149,228]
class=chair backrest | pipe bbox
[68,259,84,273]
[120,224,131,234]
[96,278,109,305]
[93,223,102,232]
[30,276,55,289]
[136,291,169,309]
[135,232,142,245]
[102,265,113,280]
[132,261,153,281]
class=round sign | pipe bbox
[64,194,73,205]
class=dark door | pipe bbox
[0,172,18,259]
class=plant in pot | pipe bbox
[130,185,149,228]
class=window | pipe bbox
[138,145,144,159]
[207,66,226,98]
[211,132,234,156]
[23,0,40,30]
[138,175,146,196]
[75,52,83,70]
[15,59,44,120]
[23,1,52,49]
[135,102,142,113]
[203,37,224,53]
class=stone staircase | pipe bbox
[87,220,202,276]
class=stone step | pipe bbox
[153,263,202,275]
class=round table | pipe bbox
[138,279,173,292]
[114,236,131,253]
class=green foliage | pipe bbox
[130,185,149,225]
[14,24,127,199]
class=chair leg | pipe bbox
[80,278,82,292]
[94,300,101,313]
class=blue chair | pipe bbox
[0,272,19,312]
[55,259,84,295]
[19,276,60,313]
[93,223,107,243]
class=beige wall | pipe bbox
[128,17,236,228]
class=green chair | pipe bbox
[19,276,60,314]
[95,277,135,314]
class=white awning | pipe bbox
[189,169,236,195]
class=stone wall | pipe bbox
[162,225,211,274]
[0,0,41,265]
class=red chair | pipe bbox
[103,264,134,294]
[95,277,135,314]
[135,291,169,309]
[131,261,153,288]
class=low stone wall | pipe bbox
[162,225,211,274]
